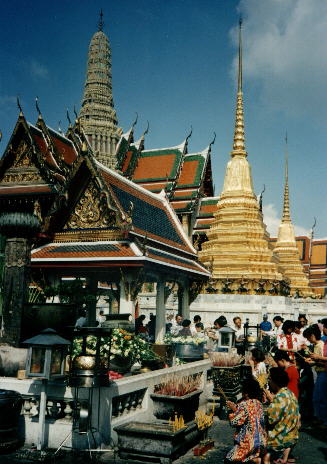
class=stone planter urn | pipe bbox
[141,359,165,371]
[174,343,204,362]
[110,355,133,374]
[150,389,202,423]
[151,344,175,366]
[211,365,241,397]
[114,420,202,464]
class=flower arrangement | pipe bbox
[72,329,158,364]
[209,352,242,367]
[164,334,206,345]
[154,373,202,396]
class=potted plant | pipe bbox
[151,342,175,367]
[150,373,203,423]
[72,329,158,374]
[141,350,164,371]
[209,352,242,397]
[164,334,206,362]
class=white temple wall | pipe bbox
[138,293,327,327]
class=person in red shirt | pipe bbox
[274,350,299,399]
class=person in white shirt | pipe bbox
[233,316,244,340]
[170,314,183,336]
[191,315,202,336]
[75,310,87,328]
[97,310,106,326]
[298,314,308,334]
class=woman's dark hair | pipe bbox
[274,350,291,362]
[273,316,284,322]
[241,378,262,400]
[182,319,191,328]
[282,320,295,334]
[193,315,201,323]
[215,315,227,327]
[251,348,265,362]
[303,324,321,341]
[269,367,289,388]
[298,314,308,322]
[321,318,327,329]
[195,322,204,329]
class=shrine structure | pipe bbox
[0,108,209,346]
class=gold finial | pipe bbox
[231,17,246,157]
[282,132,291,223]
[81,141,88,153]
[35,96,43,120]
[238,16,242,93]
[98,9,104,32]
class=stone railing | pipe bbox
[0,359,212,449]
[21,395,74,421]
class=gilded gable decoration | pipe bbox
[13,140,31,168]
[65,180,116,229]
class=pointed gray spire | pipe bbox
[79,14,121,168]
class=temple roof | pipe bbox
[193,197,218,234]
[1,108,209,282]
[115,130,214,217]
[31,239,209,276]
[97,161,196,255]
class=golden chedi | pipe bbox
[199,21,283,294]
[273,141,312,297]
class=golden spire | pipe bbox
[232,18,246,157]
[282,132,291,223]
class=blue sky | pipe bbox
[1,0,326,237]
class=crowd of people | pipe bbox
[225,315,327,464]
[94,308,326,463]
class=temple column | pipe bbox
[0,238,31,345]
[97,134,100,153]
[178,280,190,320]
[182,215,189,236]
[86,277,98,327]
[155,278,166,343]
[119,279,134,315]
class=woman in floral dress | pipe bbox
[225,378,266,463]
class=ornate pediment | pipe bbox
[64,179,117,230]
[1,139,45,185]
[13,140,32,167]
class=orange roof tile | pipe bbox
[133,154,177,181]
[177,160,198,186]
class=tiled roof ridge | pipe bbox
[48,126,76,145]
[32,239,132,254]
[27,122,43,134]
[95,158,168,203]
[142,140,186,153]
[29,122,62,172]
[200,196,219,203]
[185,146,210,159]
[158,188,197,255]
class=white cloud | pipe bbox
[232,0,327,118]
[30,59,49,79]
[263,203,310,237]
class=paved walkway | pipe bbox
[0,420,326,464]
